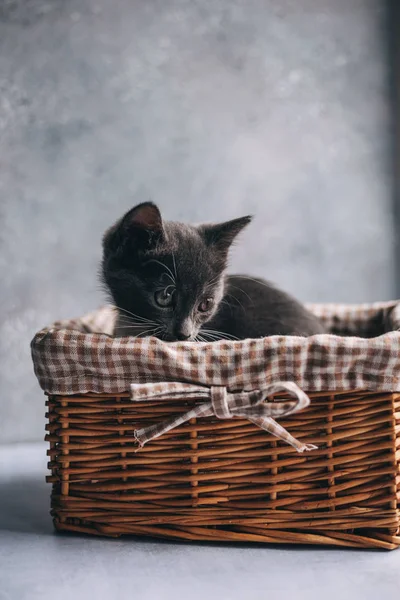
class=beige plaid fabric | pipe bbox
[31,301,400,396]
[131,381,318,452]
[31,301,400,452]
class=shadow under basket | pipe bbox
[33,303,400,550]
[45,390,400,549]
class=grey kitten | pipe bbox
[101,202,325,341]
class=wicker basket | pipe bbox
[34,304,400,550]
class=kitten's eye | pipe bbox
[198,298,213,313]
[154,287,175,308]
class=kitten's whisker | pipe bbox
[195,334,207,342]
[208,274,223,286]
[117,318,159,329]
[199,334,218,342]
[226,284,253,303]
[201,327,238,338]
[220,298,232,308]
[114,327,161,337]
[233,276,276,297]
[115,314,156,324]
[199,330,219,338]
[146,259,176,284]
[225,293,246,315]
[201,328,239,341]
[171,251,178,279]
[134,327,164,339]
[237,276,268,286]
[118,315,160,327]
[162,272,175,285]
[115,306,145,319]
[115,305,158,325]
[219,298,235,316]
[116,309,156,324]
[199,331,222,342]
[115,324,158,330]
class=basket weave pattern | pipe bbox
[46,390,400,549]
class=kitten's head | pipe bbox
[101,202,251,341]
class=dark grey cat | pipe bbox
[102,202,325,341]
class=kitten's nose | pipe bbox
[175,330,191,341]
[174,322,192,340]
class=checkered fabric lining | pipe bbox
[31,301,400,395]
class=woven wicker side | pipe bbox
[45,391,400,549]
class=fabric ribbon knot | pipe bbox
[211,386,231,418]
[131,380,318,453]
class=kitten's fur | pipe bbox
[102,202,325,341]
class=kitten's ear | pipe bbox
[201,215,252,253]
[123,202,163,236]
[104,202,164,254]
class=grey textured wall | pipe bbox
[0,0,394,443]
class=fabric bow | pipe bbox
[131,381,317,453]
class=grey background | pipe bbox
[0,0,395,443]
